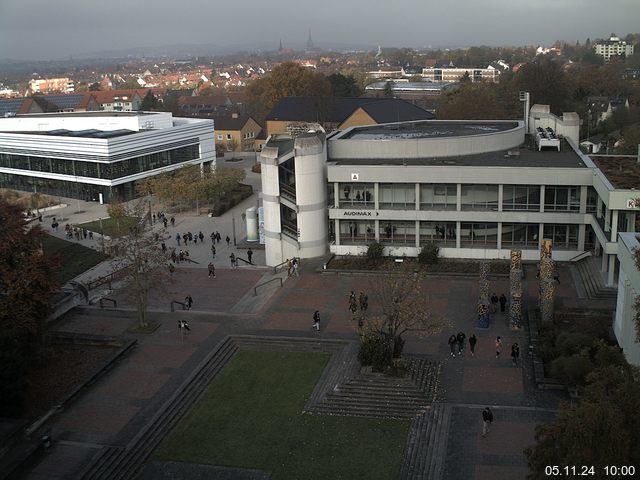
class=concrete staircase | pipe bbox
[573,257,617,299]
[398,403,451,480]
[306,357,441,419]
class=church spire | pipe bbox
[306,29,314,51]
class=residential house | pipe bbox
[265,96,435,137]
[92,90,143,111]
[28,77,75,94]
[0,93,99,116]
[214,113,263,152]
[594,34,634,61]
[587,96,630,129]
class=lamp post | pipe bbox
[232,214,237,246]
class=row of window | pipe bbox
[334,183,596,213]
[338,220,579,249]
[0,145,199,180]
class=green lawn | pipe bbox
[154,350,410,480]
[42,235,108,283]
[78,216,140,238]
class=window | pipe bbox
[217,134,223,140]
[503,185,540,211]
[420,184,456,210]
[460,223,498,248]
[339,220,376,245]
[379,221,415,245]
[543,224,578,249]
[502,223,539,248]
[586,187,597,213]
[379,183,415,209]
[461,185,498,210]
[544,186,580,211]
[420,221,456,246]
[339,183,374,208]
[226,134,232,140]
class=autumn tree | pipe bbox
[107,201,128,234]
[327,73,362,97]
[437,82,518,120]
[357,273,447,370]
[516,58,570,114]
[0,200,60,415]
[109,202,168,330]
[525,365,640,478]
[247,61,331,122]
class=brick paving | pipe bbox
[22,254,610,480]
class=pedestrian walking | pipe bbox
[216,232,221,244]
[495,336,502,358]
[211,232,216,243]
[211,244,216,259]
[292,257,299,277]
[230,253,236,268]
[490,293,498,313]
[163,218,168,228]
[88,230,93,240]
[511,342,520,366]
[312,310,321,331]
[362,294,368,312]
[456,331,466,355]
[225,235,231,247]
[176,233,181,245]
[170,216,175,227]
[448,334,458,357]
[359,292,366,311]
[481,407,493,437]
[247,248,253,264]
[208,262,216,278]
[286,258,292,276]
[199,231,204,243]
[185,295,193,310]
[469,334,477,356]
[161,242,166,252]
[499,294,507,313]
[83,229,88,239]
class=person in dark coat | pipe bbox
[247,249,253,264]
[456,331,466,355]
[482,407,493,437]
[469,334,477,356]
[499,294,507,313]
[448,334,458,357]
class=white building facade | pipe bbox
[614,233,640,366]
[594,34,635,61]
[0,111,215,202]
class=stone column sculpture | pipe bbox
[509,249,523,329]
[539,238,555,322]
[477,262,491,328]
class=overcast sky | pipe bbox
[1,0,638,60]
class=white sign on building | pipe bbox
[351,173,359,181]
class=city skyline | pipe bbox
[1,0,639,60]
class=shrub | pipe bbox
[418,241,439,265]
[366,242,384,262]
[554,331,593,357]
[550,353,594,386]
[358,332,391,372]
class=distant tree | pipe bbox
[109,202,168,330]
[327,73,362,97]
[88,82,101,91]
[383,81,394,98]
[107,201,127,234]
[616,125,640,154]
[118,78,142,90]
[139,90,160,111]
[247,61,331,117]
[516,58,570,114]
[437,82,517,120]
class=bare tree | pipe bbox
[109,201,168,329]
[358,273,448,365]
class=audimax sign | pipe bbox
[343,211,379,217]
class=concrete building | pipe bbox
[594,34,634,61]
[421,66,500,83]
[614,232,640,366]
[28,78,75,94]
[0,111,214,203]
[213,114,263,152]
[259,106,637,289]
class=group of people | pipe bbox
[490,293,508,313]
[448,331,477,357]
[348,291,369,326]
[152,212,174,229]
[64,223,93,241]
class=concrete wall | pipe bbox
[614,232,640,366]
[329,121,524,159]
[528,105,580,145]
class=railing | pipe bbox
[254,277,283,296]
[273,260,289,274]
[568,251,592,263]
[86,266,128,291]
[236,257,252,265]
[99,298,117,309]
[170,300,186,312]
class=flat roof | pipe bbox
[329,143,587,168]
[10,111,156,118]
[591,156,640,189]
[341,121,519,140]
[3,128,138,139]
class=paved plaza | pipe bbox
[19,168,613,479]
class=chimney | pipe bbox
[232,112,239,119]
